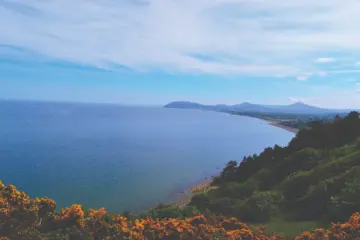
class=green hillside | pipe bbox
[189,112,360,227]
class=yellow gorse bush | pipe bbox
[1,180,360,240]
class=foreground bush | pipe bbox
[296,212,360,240]
[1,180,360,239]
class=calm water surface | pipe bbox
[0,100,295,212]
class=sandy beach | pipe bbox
[267,121,299,134]
[228,113,299,134]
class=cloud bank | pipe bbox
[1,0,360,76]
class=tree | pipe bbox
[357,137,360,148]
[219,182,254,199]
[219,160,238,181]
[240,191,283,223]
[328,177,360,222]
[335,114,342,122]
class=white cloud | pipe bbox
[1,0,360,76]
[315,58,336,63]
[288,97,303,103]
[288,96,326,105]
[288,95,360,108]
[289,85,360,109]
[296,76,309,81]
[327,70,360,74]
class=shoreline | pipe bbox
[169,177,215,208]
[267,121,299,134]
[169,116,298,208]
[226,112,299,134]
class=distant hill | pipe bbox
[164,101,216,111]
[164,101,352,115]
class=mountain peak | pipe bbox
[287,102,319,109]
[241,102,252,105]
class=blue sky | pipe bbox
[0,0,360,108]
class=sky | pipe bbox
[0,0,360,108]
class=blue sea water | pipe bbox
[0,100,295,213]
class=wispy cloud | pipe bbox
[296,76,309,81]
[288,96,327,104]
[315,58,336,63]
[289,84,360,109]
[288,97,303,103]
[1,0,360,76]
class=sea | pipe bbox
[0,100,295,213]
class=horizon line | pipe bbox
[0,98,357,111]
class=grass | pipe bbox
[192,186,218,195]
[251,217,324,237]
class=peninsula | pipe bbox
[164,101,355,132]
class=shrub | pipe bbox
[328,176,360,222]
[220,182,254,199]
[280,171,313,201]
[239,191,283,223]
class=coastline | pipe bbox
[170,177,215,208]
[267,121,299,134]
[226,112,299,135]
[169,115,298,208]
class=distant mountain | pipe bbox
[164,101,216,111]
[164,101,351,115]
[228,102,275,113]
[273,102,329,114]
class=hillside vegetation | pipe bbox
[190,111,360,225]
[1,180,360,240]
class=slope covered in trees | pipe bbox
[190,112,360,225]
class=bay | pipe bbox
[0,100,295,213]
